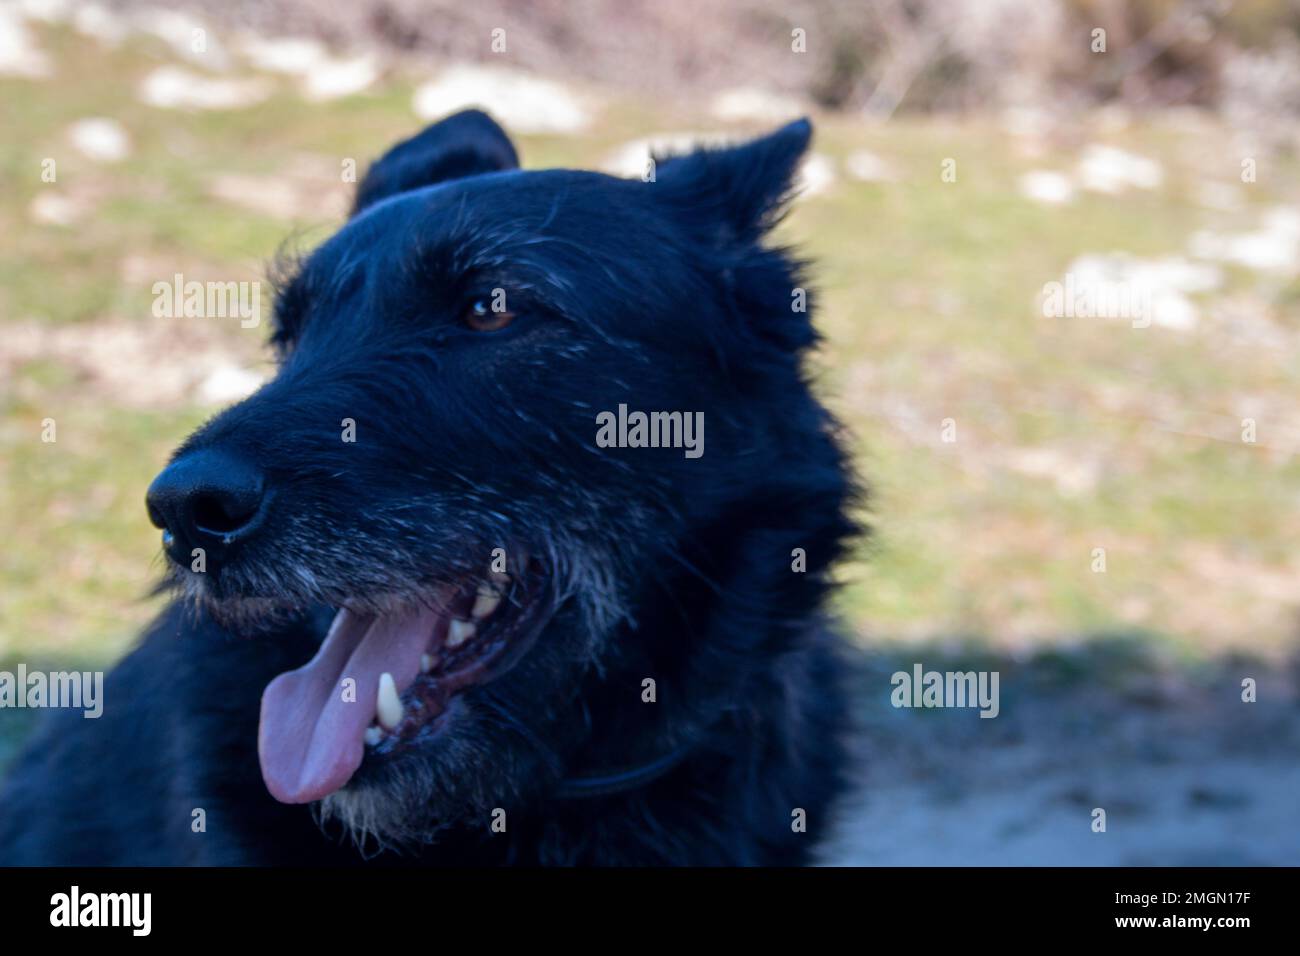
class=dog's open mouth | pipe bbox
[258,555,551,804]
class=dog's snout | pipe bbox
[146,449,267,564]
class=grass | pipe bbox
[2,21,1299,679]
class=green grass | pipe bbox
[2,22,1299,674]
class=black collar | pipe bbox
[553,742,695,800]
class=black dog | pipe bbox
[0,111,856,865]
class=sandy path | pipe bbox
[820,650,1299,865]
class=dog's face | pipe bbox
[144,110,817,843]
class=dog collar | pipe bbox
[552,743,695,800]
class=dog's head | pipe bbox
[145,110,845,845]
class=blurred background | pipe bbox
[1,0,1298,863]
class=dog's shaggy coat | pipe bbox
[0,111,857,865]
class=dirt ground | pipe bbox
[819,645,1300,865]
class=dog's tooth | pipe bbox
[364,726,383,747]
[471,585,501,620]
[420,653,434,673]
[446,619,476,648]
[376,673,403,730]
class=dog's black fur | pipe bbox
[0,111,856,865]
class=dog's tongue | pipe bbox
[258,605,440,804]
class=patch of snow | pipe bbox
[133,7,228,68]
[1005,447,1099,497]
[413,65,592,134]
[29,192,82,226]
[15,0,74,22]
[198,364,264,404]
[797,153,835,197]
[303,54,377,101]
[1050,254,1222,330]
[709,87,806,124]
[604,131,830,198]
[1189,207,1300,273]
[237,35,327,74]
[67,117,130,162]
[1019,170,1074,205]
[602,131,733,178]
[236,35,377,101]
[70,2,129,46]
[138,65,271,110]
[845,150,894,183]
[0,4,51,77]
[1077,145,1164,194]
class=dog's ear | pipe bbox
[653,118,811,245]
[352,109,519,216]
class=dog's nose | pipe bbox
[146,449,267,564]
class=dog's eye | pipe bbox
[462,299,515,332]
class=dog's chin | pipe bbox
[316,763,453,852]
[165,541,628,849]
[307,571,570,851]
[314,695,537,852]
